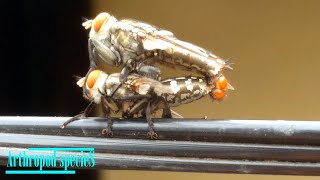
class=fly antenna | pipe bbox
[73,75,83,81]
[74,75,86,87]
[82,17,89,22]
[82,17,92,29]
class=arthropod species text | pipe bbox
[82,12,232,96]
[62,69,231,138]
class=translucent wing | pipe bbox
[227,83,235,90]
[129,76,174,96]
[170,110,184,118]
[116,19,229,72]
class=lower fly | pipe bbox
[62,70,232,139]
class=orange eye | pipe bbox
[212,89,225,100]
[87,70,101,88]
[93,13,109,32]
[216,75,227,90]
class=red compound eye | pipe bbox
[215,75,228,90]
[87,70,101,88]
[93,13,109,32]
[212,89,225,100]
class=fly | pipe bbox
[82,12,232,97]
[61,70,232,139]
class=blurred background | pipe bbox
[0,0,320,179]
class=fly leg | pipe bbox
[145,101,158,139]
[109,66,130,97]
[89,38,120,67]
[88,38,121,96]
[127,98,149,115]
[143,88,159,139]
[136,63,161,80]
[149,97,172,118]
[110,94,151,101]
[109,59,136,97]
[159,97,172,118]
[124,97,157,138]
[60,101,94,129]
[110,53,156,97]
[83,39,99,95]
[101,98,113,137]
[88,38,98,69]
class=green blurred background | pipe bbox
[89,0,320,179]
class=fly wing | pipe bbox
[117,19,228,70]
[119,19,175,38]
[116,19,175,50]
[143,35,233,73]
[227,82,235,90]
[128,76,174,96]
[170,110,184,118]
[149,109,184,119]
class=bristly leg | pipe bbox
[145,101,158,139]
[160,97,172,118]
[136,63,161,80]
[88,39,98,69]
[101,98,113,137]
[109,66,130,98]
[60,101,94,129]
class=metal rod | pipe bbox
[0,116,320,175]
[0,116,320,145]
[1,146,320,176]
[1,133,320,162]
[0,133,320,175]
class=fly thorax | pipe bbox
[105,73,121,95]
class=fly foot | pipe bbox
[147,130,158,139]
[60,113,84,129]
[102,128,114,137]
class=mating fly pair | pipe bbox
[62,12,233,138]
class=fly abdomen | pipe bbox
[160,76,210,107]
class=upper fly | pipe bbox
[82,12,232,88]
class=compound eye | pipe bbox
[87,70,101,89]
[212,89,225,100]
[216,75,228,90]
[93,13,110,32]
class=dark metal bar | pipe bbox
[0,134,320,176]
[1,146,320,176]
[1,147,320,176]
[0,116,320,175]
[0,116,320,145]
[0,133,320,162]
